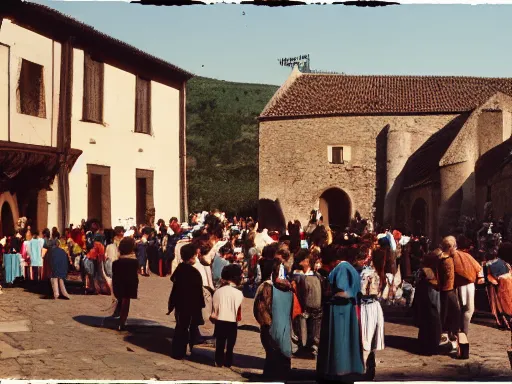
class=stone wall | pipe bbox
[488,163,512,220]
[259,114,457,228]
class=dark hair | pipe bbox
[259,258,275,281]
[42,228,50,238]
[221,263,242,285]
[294,249,310,264]
[220,245,233,255]
[276,246,290,261]
[119,237,136,256]
[262,243,279,260]
[114,226,125,236]
[51,227,59,239]
[181,243,198,262]
[170,217,178,223]
[293,249,311,270]
[321,244,338,266]
[310,225,328,248]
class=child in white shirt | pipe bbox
[210,264,244,368]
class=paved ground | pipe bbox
[0,275,512,382]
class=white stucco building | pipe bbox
[0,1,192,236]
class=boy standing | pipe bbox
[291,249,323,358]
[167,243,205,359]
[210,264,244,368]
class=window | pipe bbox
[331,147,344,164]
[136,169,154,226]
[83,53,104,123]
[17,59,46,118]
[328,145,351,164]
[135,76,151,134]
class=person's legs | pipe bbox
[172,311,192,360]
[112,299,122,318]
[214,321,228,367]
[50,278,60,299]
[119,298,131,329]
[58,279,70,299]
[460,283,475,335]
[224,322,238,367]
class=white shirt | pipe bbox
[193,258,214,290]
[211,284,243,323]
[105,243,120,262]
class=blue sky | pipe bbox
[36,1,512,85]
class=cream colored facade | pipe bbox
[0,13,189,235]
[69,50,181,228]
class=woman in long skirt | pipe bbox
[485,242,512,329]
[254,257,294,380]
[412,250,441,355]
[317,244,364,382]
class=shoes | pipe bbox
[58,296,70,300]
[118,325,126,331]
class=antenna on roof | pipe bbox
[278,54,310,73]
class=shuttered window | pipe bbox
[82,53,104,123]
[18,59,46,118]
[135,76,151,135]
[331,147,344,164]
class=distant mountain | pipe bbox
[186,76,279,217]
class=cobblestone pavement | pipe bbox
[0,275,512,382]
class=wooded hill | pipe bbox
[186,76,279,217]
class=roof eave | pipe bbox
[2,2,194,88]
[258,110,468,122]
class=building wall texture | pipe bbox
[259,114,456,228]
[68,49,182,228]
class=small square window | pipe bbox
[331,147,344,164]
[17,59,46,118]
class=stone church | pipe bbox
[258,66,512,242]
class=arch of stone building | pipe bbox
[315,186,353,230]
[0,191,19,237]
[411,197,428,236]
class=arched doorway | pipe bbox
[1,202,15,238]
[319,188,351,230]
[411,198,427,236]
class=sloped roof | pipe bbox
[401,112,472,190]
[0,1,193,87]
[259,73,512,119]
[475,137,512,186]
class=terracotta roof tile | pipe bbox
[260,74,512,119]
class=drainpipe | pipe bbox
[179,80,188,223]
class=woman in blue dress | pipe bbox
[317,243,364,383]
[254,256,294,381]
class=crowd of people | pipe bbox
[1,207,512,382]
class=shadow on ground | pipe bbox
[72,315,268,373]
[238,324,260,333]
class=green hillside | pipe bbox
[186,76,279,217]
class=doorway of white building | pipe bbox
[135,169,154,227]
[87,164,111,228]
[0,201,14,238]
[136,176,147,226]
